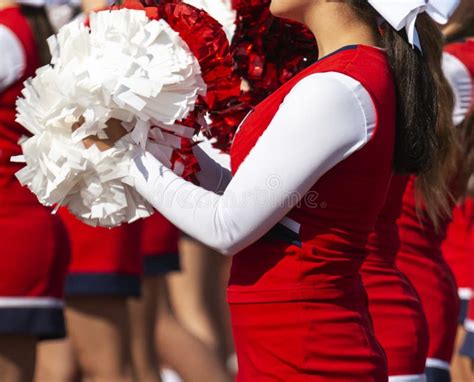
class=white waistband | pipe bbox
[389,374,426,382]
[465,319,474,333]
[0,297,63,309]
[425,358,450,371]
[459,288,473,300]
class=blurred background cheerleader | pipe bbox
[86,0,461,380]
[394,2,474,379]
[0,1,70,381]
[441,0,474,379]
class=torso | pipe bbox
[228,45,396,304]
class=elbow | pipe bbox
[209,221,262,257]
[180,232,241,257]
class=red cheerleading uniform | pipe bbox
[59,208,142,296]
[228,45,395,381]
[396,177,460,373]
[442,40,474,319]
[442,199,474,320]
[444,40,474,91]
[0,6,70,338]
[140,212,181,276]
[361,176,429,379]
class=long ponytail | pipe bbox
[351,2,458,225]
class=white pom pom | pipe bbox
[183,0,236,43]
[15,9,206,227]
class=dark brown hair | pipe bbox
[20,5,54,66]
[444,0,474,43]
[350,1,457,224]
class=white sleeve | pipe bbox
[443,52,473,126]
[0,25,26,93]
[192,134,232,194]
[130,72,376,256]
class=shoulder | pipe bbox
[445,41,474,76]
[443,52,473,125]
[0,23,26,92]
[319,45,393,109]
[278,72,376,145]
[288,72,376,128]
[443,51,472,80]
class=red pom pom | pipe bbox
[85,0,242,178]
[205,1,318,153]
[157,0,241,111]
[231,0,317,105]
[157,0,243,156]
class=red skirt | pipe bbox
[58,208,143,297]
[229,297,388,381]
[140,212,180,276]
[0,163,70,338]
[361,260,429,377]
[396,250,459,365]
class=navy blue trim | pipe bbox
[425,367,451,382]
[143,252,181,277]
[459,298,469,325]
[264,223,302,248]
[460,331,474,358]
[65,273,141,297]
[317,45,358,63]
[0,307,65,340]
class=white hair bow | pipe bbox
[367,0,460,50]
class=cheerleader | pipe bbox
[395,3,474,381]
[0,1,69,380]
[360,176,431,382]
[360,5,472,380]
[442,200,474,380]
[82,0,455,380]
[441,2,474,378]
[396,178,459,382]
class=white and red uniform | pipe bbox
[396,177,459,380]
[361,176,429,382]
[59,209,142,297]
[141,212,180,276]
[129,45,395,381]
[359,42,474,382]
[0,6,69,339]
[442,39,474,328]
[442,38,474,361]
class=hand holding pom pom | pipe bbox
[75,118,128,152]
[14,1,240,228]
